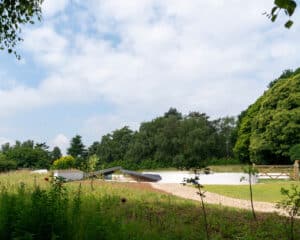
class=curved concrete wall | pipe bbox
[143,171,258,185]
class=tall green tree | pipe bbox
[67,135,87,168]
[213,116,236,159]
[96,127,134,164]
[51,146,62,162]
[88,141,100,157]
[234,68,300,164]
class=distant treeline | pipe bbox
[0,109,237,171]
[0,141,62,171]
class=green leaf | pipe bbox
[274,0,297,16]
[271,6,278,15]
[275,0,288,8]
[286,0,297,16]
[271,14,278,22]
[285,20,293,28]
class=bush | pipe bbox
[52,156,75,170]
[0,154,17,172]
[289,144,300,161]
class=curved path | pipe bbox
[150,183,286,215]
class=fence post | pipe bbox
[294,160,299,181]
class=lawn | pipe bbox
[204,180,300,202]
[0,171,299,240]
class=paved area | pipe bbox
[150,183,286,215]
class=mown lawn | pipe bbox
[205,180,300,202]
[0,171,299,240]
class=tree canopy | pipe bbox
[267,0,297,28]
[0,140,59,169]
[67,135,87,168]
[234,69,300,164]
[0,0,43,58]
[89,109,237,170]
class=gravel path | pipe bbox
[150,183,286,215]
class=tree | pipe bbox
[0,153,17,172]
[67,135,86,159]
[267,0,297,28]
[88,141,100,157]
[96,127,134,164]
[2,140,52,168]
[212,117,236,159]
[241,165,258,221]
[184,170,210,240]
[1,142,10,153]
[67,135,87,168]
[289,144,300,161]
[93,109,237,169]
[52,155,75,170]
[234,68,300,164]
[51,146,62,162]
[0,0,43,59]
[276,185,300,240]
[34,142,52,168]
[85,154,99,173]
[164,107,182,119]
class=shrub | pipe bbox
[276,185,300,240]
[289,144,300,161]
[0,154,17,172]
[52,156,75,170]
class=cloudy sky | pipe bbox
[0,0,299,152]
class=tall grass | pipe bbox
[0,171,299,239]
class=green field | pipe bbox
[205,180,300,202]
[0,171,299,240]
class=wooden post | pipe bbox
[294,160,299,181]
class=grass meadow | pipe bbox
[205,180,300,202]
[0,171,299,240]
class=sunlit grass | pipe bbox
[0,170,299,240]
[205,180,300,202]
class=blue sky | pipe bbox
[0,0,300,153]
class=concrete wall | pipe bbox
[143,171,258,185]
[53,170,84,181]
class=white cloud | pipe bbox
[1,0,300,140]
[0,86,42,117]
[81,113,140,141]
[42,0,69,17]
[50,134,69,154]
[23,27,68,67]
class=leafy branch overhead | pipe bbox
[267,0,297,28]
[0,0,43,59]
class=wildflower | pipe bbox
[121,197,127,203]
[44,177,49,181]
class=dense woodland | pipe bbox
[0,69,299,171]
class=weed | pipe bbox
[276,184,300,240]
